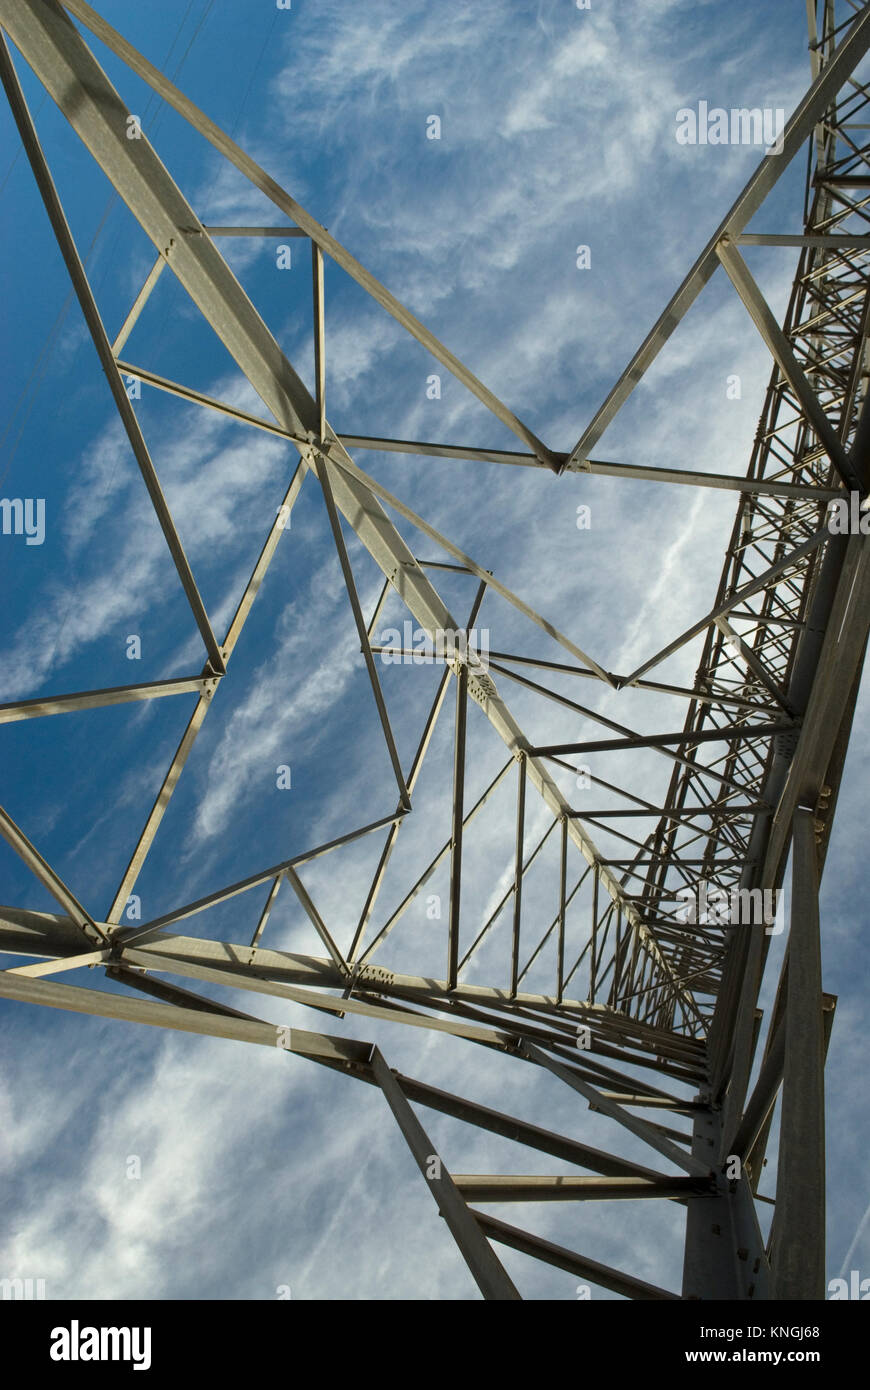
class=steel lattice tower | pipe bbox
[2,0,869,1301]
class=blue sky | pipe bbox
[1,0,868,1300]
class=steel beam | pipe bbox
[447,663,468,990]
[770,809,826,1299]
[0,808,106,947]
[716,237,859,489]
[0,676,208,724]
[453,1175,710,1202]
[368,1049,521,1300]
[510,755,527,998]
[475,1212,678,1299]
[0,29,226,677]
[522,1041,711,1178]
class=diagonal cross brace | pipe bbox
[369,1047,521,1299]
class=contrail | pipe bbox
[838,1197,870,1280]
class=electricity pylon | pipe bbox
[1,0,868,1300]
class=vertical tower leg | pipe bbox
[770,808,825,1299]
[683,1099,770,1299]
